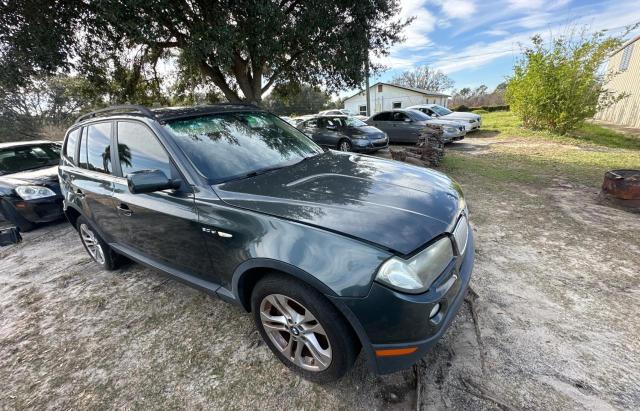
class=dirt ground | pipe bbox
[1,136,639,410]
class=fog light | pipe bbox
[429,303,441,319]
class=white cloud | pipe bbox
[439,0,477,20]
[396,0,437,50]
[507,0,545,9]
[432,0,640,74]
[484,29,510,36]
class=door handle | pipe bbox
[117,203,133,216]
[75,189,85,199]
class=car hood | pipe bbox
[353,126,386,139]
[214,152,463,255]
[441,112,480,121]
[424,119,465,127]
[0,165,60,186]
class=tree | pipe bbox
[263,83,332,115]
[506,28,632,134]
[2,0,409,104]
[390,66,454,92]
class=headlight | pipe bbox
[15,185,56,200]
[375,237,454,294]
[444,127,457,133]
[468,119,476,123]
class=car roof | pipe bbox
[407,104,436,108]
[151,104,264,122]
[74,104,265,126]
[0,140,56,149]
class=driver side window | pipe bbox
[116,122,172,178]
[392,112,408,122]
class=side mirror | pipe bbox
[127,170,180,194]
[404,118,412,123]
[326,124,337,130]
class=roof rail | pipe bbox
[75,105,156,124]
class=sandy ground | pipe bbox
[1,137,639,410]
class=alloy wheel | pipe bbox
[79,223,105,265]
[339,141,352,152]
[259,294,332,371]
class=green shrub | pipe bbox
[505,29,628,135]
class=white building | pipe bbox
[343,82,450,116]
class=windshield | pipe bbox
[431,105,452,116]
[343,117,367,127]
[165,111,323,182]
[0,143,60,175]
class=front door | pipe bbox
[111,120,213,279]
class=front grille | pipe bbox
[452,214,468,255]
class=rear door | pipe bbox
[70,122,123,242]
[111,120,213,278]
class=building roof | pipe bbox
[611,34,640,57]
[345,82,450,101]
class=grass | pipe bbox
[440,111,640,188]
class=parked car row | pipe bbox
[287,103,480,152]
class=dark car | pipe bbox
[0,140,64,231]
[59,104,474,382]
[367,109,466,144]
[297,115,388,152]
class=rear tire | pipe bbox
[337,139,353,152]
[251,274,359,383]
[76,216,120,270]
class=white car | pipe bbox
[318,109,353,116]
[408,104,481,131]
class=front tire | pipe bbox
[251,274,359,383]
[76,216,120,270]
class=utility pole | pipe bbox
[365,51,371,117]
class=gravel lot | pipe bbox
[1,136,639,410]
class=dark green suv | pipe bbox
[59,104,474,382]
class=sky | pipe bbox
[355,0,640,96]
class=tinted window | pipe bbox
[0,144,61,175]
[165,112,322,182]
[86,122,112,174]
[372,112,391,121]
[64,128,80,163]
[78,128,88,169]
[391,112,408,121]
[117,122,171,178]
[303,119,319,128]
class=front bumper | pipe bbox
[330,229,475,374]
[464,119,481,131]
[2,195,64,224]
[443,128,467,142]
[352,136,389,152]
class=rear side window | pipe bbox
[372,112,390,121]
[86,122,112,174]
[116,122,171,178]
[64,128,81,163]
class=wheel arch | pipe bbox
[231,258,338,312]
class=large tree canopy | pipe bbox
[390,65,454,93]
[1,0,409,104]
